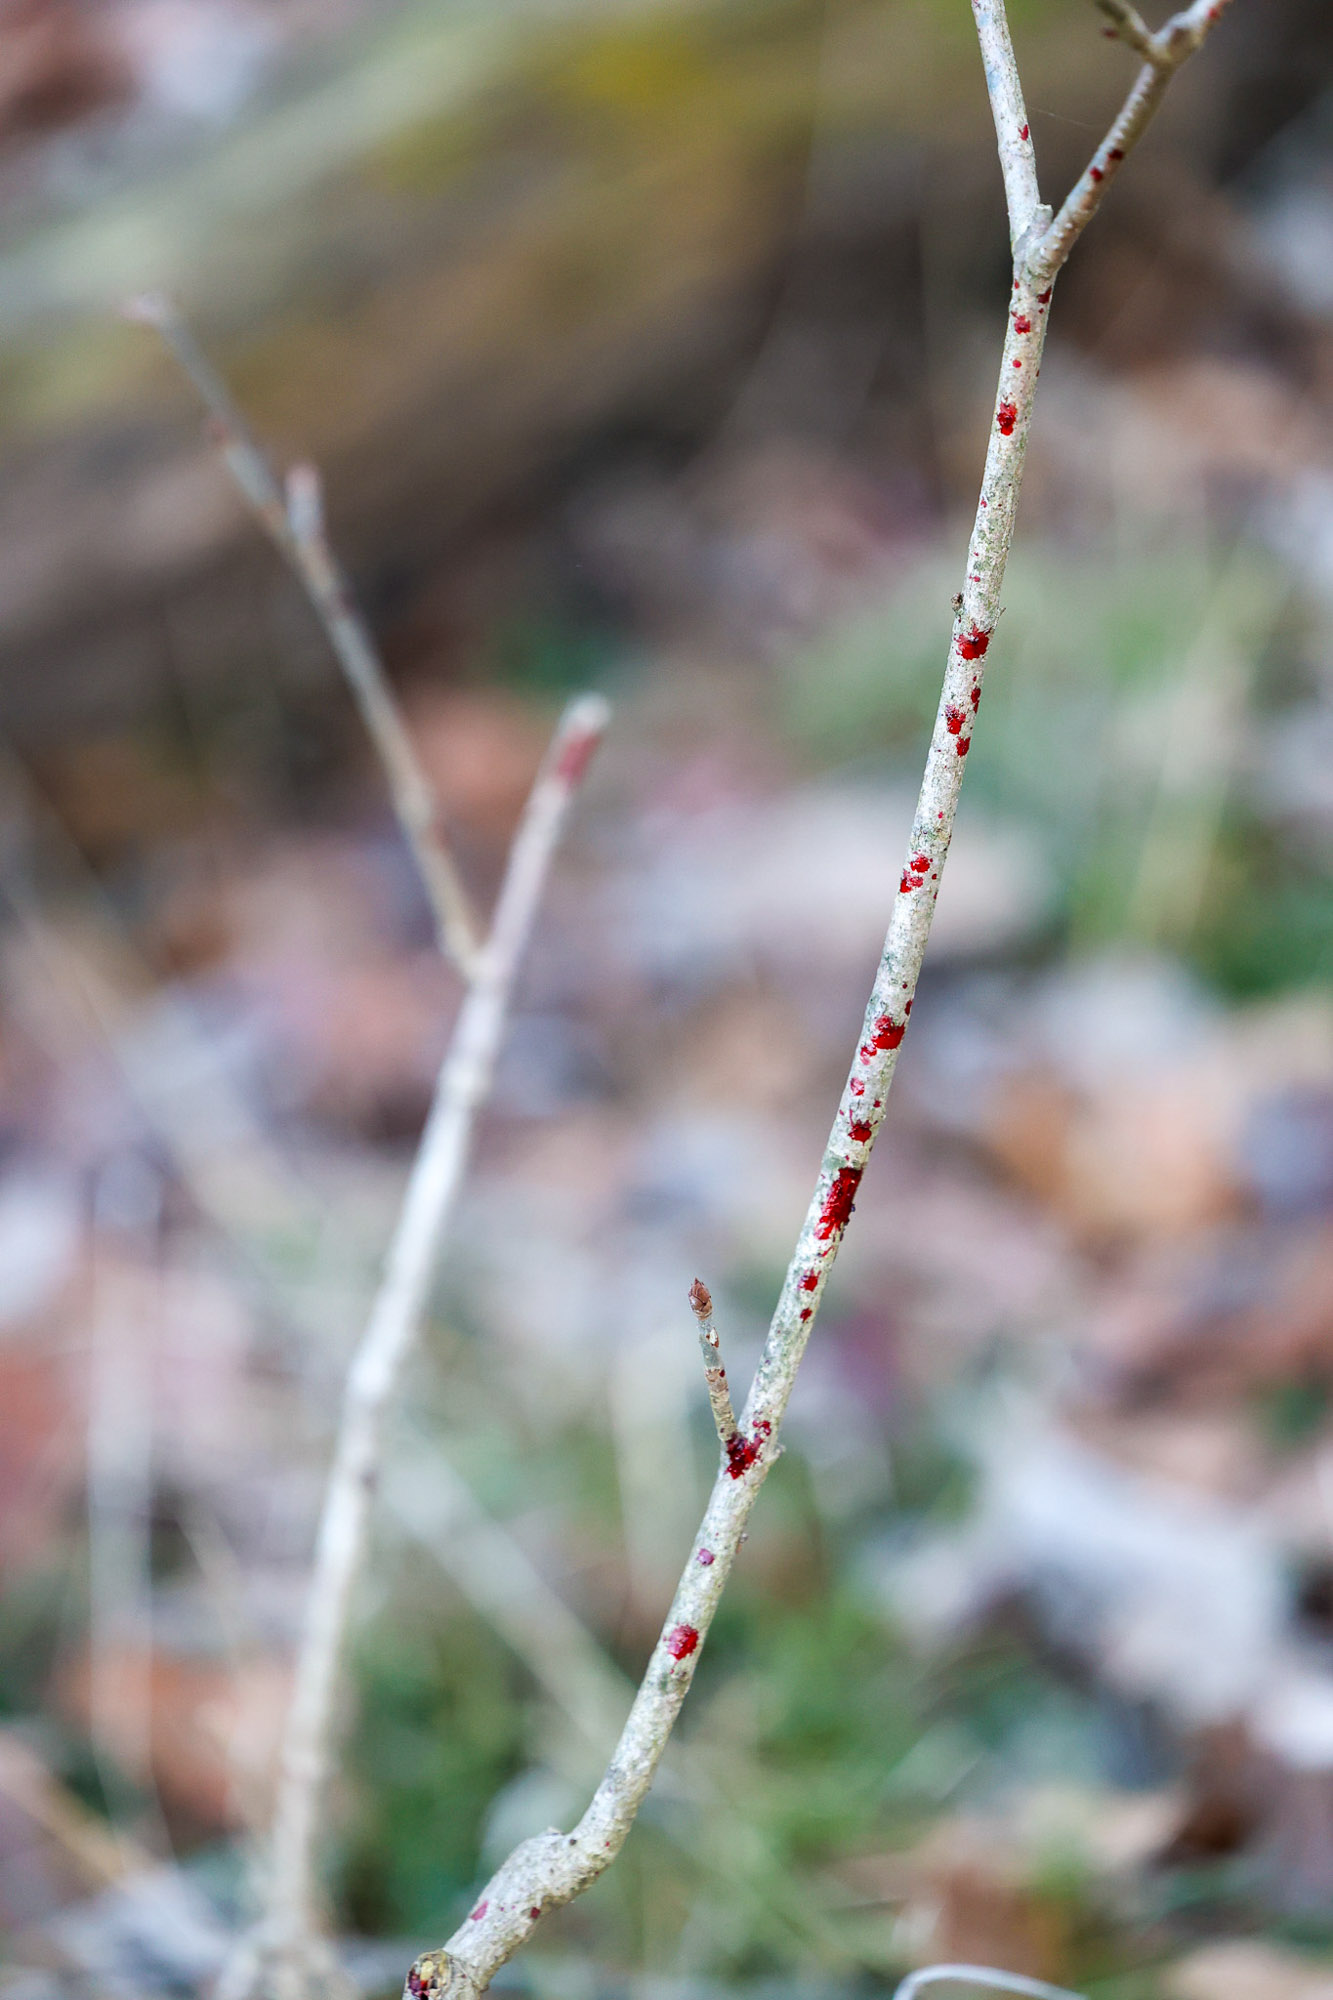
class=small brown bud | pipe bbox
[688,1278,712,1319]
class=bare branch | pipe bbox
[125,295,483,980]
[401,6,1244,1994]
[1093,0,1161,61]
[893,1967,1087,2000]
[1028,0,1236,284]
[222,695,607,1997]
[970,1,1044,250]
[687,1278,739,1460]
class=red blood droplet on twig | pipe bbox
[664,1624,699,1660]
[555,728,599,787]
[815,1166,862,1240]
[996,400,1017,435]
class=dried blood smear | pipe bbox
[957,624,990,661]
[815,1166,862,1240]
[996,400,1017,435]
[555,729,599,786]
[865,1014,904,1052]
[664,1623,699,1660]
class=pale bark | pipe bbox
[401,8,1237,1998]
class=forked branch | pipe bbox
[401,6,1236,1998]
[218,695,608,2000]
[1026,0,1237,283]
[126,295,482,979]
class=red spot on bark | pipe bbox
[800,1272,819,1291]
[530,1909,542,1921]
[996,400,1017,435]
[911,852,930,873]
[1019,122,1029,139]
[957,737,971,756]
[1013,314,1031,334]
[725,1419,771,1478]
[970,684,981,709]
[958,624,991,660]
[865,1013,905,1052]
[664,1624,699,1660]
[849,1118,872,1142]
[945,703,966,735]
[800,1307,812,1321]
[1109,147,1124,161]
[1037,286,1052,304]
[1012,358,1022,368]
[849,1077,865,1096]
[555,728,600,787]
[815,1165,862,1240]
[697,1547,714,1565]
[470,1902,489,1922]
[408,1973,429,1999]
[1090,165,1103,183]
[899,871,914,893]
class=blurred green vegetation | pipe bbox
[783,534,1331,997]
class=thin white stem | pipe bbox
[240,695,607,1992]
[1093,0,1160,61]
[893,1966,1087,2000]
[687,1279,738,1459]
[1028,0,1236,284]
[402,7,1235,1996]
[125,296,482,980]
[970,1,1044,250]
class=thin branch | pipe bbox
[401,5,1238,1996]
[687,1279,739,1460]
[219,695,607,1999]
[1093,0,1160,60]
[893,1967,1087,2000]
[970,1,1044,250]
[124,295,483,980]
[1028,0,1236,284]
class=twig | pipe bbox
[234,695,607,1990]
[1093,0,1160,61]
[400,8,1236,1998]
[687,1279,739,1461]
[1027,0,1237,285]
[893,1966,1086,2000]
[970,1,1044,251]
[124,295,482,980]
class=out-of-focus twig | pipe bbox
[893,1966,1087,2000]
[219,696,607,2000]
[125,294,482,980]
[401,9,1236,1998]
